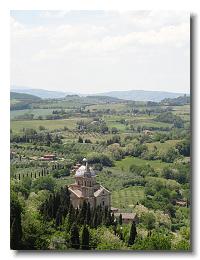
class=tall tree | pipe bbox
[70,223,80,249]
[78,201,87,225]
[81,225,90,250]
[86,202,91,225]
[128,221,137,246]
[119,213,123,225]
[10,191,23,249]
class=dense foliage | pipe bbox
[10,94,190,250]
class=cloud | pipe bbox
[28,22,189,62]
[10,11,190,93]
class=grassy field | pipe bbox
[63,142,106,154]
[103,114,155,121]
[112,186,145,211]
[114,156,171,171]
[62,132,115,143]
[172,105,190,122]
[11,118,88,133]
[86,103,128,112]
[106,121,127,131]
[133,120,173,129]
[146,140,180,153]
[104,116,173,131]
[10,108,57,119]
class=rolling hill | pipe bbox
[11,86,188,102]
[11,87,71,99]
[10,92,41,101]
[96,90,188,102]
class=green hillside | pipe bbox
[10,92,41,101]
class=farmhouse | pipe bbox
[143,129,153,135]
[176,199,187,207]
[68,158,111,209]
[114,212,138,224]
[40,154,57,161]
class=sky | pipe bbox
[10,10,190,94]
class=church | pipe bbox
[68,158,111,209]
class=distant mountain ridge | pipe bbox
[11,86,71,99]
[95,90,188,102]
[11,86,189,102]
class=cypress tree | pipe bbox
[55,206,63,226]
[128,221,137,246]
[78,201,87,225]
[75,207,79,218]
[111,212,115,225]
[68,204,75,226]
[93,211,98,228]
[10,192,23,249]
[70,223,80,249]
[105,210,112,227]
[119,213,123,225]
[86,203,91,225]
[81,225,90,250]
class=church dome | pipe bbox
[75,165,95,177]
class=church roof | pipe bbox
[75,165,95,177]
[94,185,110,197]
[69,188,83,198]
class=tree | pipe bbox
[81,225,90,250]
[93,211,98,228]
[162,148,179,163]
[65,204,75,232]
[78,201,87,225]
[10,191,23,249]
[128,221,137,246]
[132,233,172,250]
[174,239,190,250]
[78,136,83,143]
[165,203,176,218]
[176,139,190,156]
[85,139,92,143]
[22,211,49,250]
[32,176,56,192]
[162,167,173,179]
[55,206,63,226]
[86,202,91,225]
[70,223,80,249]
[141,212,156,230]
[39,125,45,131]
[119,214,123,225]
[111,127,118,134]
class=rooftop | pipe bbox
[114,212,137,220]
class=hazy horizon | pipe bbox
[11,85,189,95]
[11,11,190,94]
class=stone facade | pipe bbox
[68,158,111,209]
